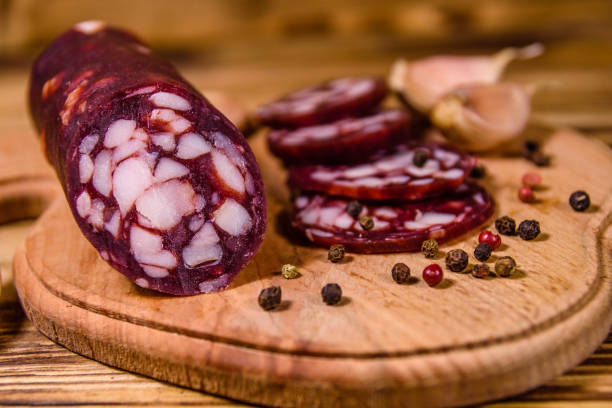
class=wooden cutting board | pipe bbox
[12,128,612,408]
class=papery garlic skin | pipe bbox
[430,83,532,152]
[389,43,543,114]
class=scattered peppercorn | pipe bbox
[345,200,363,219]
[518,219,540,240]
[391,263,411,284]
[469,164,486,179]
[421,239,438,258]
[569,190,590,212]
[321,283,342,305]
[521,172,542,188]
[328,244,345,263]
[423,264,444,287]
[495,216,516,236]
[474,242,492,262]
[359,215,374,231]
[521,140,539,157]
[478,230,501,250]
[445,249,469,272]
[258,286,281,310]
[518,185,535,203]
[281,264,300,279]
[530,151,550,167]
[495,256,517,277]
[472,263,491,278]
[412,148,429,167]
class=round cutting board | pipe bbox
[13,129,612,407]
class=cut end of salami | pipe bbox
[255,76,388,128]
[267,109,413,165]
[289,142,475,201]
[291,182,494,253]
[29,23,266,295]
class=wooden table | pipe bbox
[1,28,612,406]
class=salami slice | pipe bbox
[291,183,494,253]
[267,109,412,165]
[28,22,266,295]
[255,76,388,128]
[288,142,475,201]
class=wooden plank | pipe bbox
[11,128,612,407]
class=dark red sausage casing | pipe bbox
[29,21,266,295]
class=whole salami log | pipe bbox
[267,109,412,165]
[29,21,267,295]
[255,76,388,128]
[288,142,475,201]
[291,183,494,253]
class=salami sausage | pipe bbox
[28,21,266,295]
[255,76,388,128]
[291,183,494,253]
[288,142,475,201]
[267,109,412,165]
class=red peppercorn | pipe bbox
[518,185,535,203]
[521,172,541,188]
[423,264,443,287]
[478,230,501,250]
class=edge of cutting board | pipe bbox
[12,129,612,407]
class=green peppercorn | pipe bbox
[421,239,438,258]
[472,263,491,278]
[495,215,516,236]
[345,200,363,219]
[281,264,300,279]
[359,215,374,231]
[474,243,492,262]
[321,283,342,305]
[391,262,411,284]
[495,256,517,277]
[258,286,281,310]
[412,148,429,167]
[569,190,590,212]
[445,249,468,272]
[328,245,345,263]
[518,220,540,241]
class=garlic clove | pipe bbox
[430,82,532,152]
[389,43,543,114]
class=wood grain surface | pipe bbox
[10,128,612,407]
[1,3,612,403]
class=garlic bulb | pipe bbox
[389,43,543,114]
[430,82,532,151]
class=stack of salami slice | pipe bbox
[256,76,494,253]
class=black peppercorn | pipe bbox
[412,148,429,167]
[472,263,491,278]
[391,263,411,284]
[474,242,492,262]
[445,249,469,272]
[258,286,281,310]
[569,190,590,212]
[518,220,540,240]
[495,256,517,277]
[421,239,438,258]
[328,245,345,263]
[521,140,539,157]
[345,200,363,219]
[359,215,374,231]
[321,283,342,305]
[469,164,486,179]
[495,216,516,236]
[530,152,550,167]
